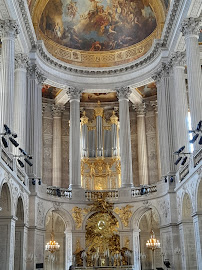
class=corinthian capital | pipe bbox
[0,19,20,38]
[27,63,46,84]
[116,87,132,100]
[67,87,82,100]
[181,17,201,37]
[15,53,29,69]
[170,51,186,67]
[133,102,146,115]
[52,105,65,117]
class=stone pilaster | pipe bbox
[193,214,202,270]
[26,63,46,178]
[52,105,64,187]
[0,20,20,132]
[153,63,176,178]
[133,229,141,270]
[116,87,133,187]
[181,17,202,144]
[14,54,29,151]
[68,87,82,189]
[134,103,149,185]
[0,216,17,270]
[150,100,161,181]
[171,51,189,152]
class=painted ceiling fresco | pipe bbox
[136,82,157,97]
[81,92,118,102]
[39,0,157,51]
[42,85,62,99]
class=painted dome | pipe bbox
[33,0,168,67]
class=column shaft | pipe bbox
[117,87,133,187]
[154,66,176,177]
[68,87,82,189]
[26,63,46,178]
[172,54,189,151]
[135,103,149,185]
[52,105,63,187]
[193,214,202,270]
[14,54,28,150]
[0,20,19,132]
[181,18,202,142]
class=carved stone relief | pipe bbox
[37,201,45,227]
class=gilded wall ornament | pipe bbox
[72,206,89,229]
[114,205,133,227]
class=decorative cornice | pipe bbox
[133,102,146,115]
[0,19,20,38]
[15,53,29,69]
[17,0,36,48]
[67,87,82,101]
[161,0,182,46]
[180,17,201,37]
[52,105,65,117]
[152,62,170,83]
[27,63,46,84]
[116,87,132,100]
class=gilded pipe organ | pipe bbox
[80,102,121,190]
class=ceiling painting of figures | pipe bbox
[39,0,157,51]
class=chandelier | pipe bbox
[45,211,60,253]
[146,229,160,250]
[146,210,160,251]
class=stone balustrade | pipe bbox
[85,190,119,200]
[177,147,202,182]
[46,186,72,198]
[131,185,157,197]
[0,145,28,186]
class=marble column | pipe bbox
[172,52,189,151]
[65,231,73,270]
[181,17,202,140]
[134,103,149,185]
[52,105,64,187]
[153,64,176,178]
[116,87,133,187]
[0,20,19,132]
[150,100,161,181]
[26,63,46,178]
[193,214,202,270]
[68,87,82,189]
[14,54,29,151]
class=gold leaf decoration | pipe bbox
[114,205,133,227]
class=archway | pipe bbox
[139,209,161,270]
[180,193,197,269]
[0,183,13,269]
[45,210,66,270]
[14,197,25,270]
